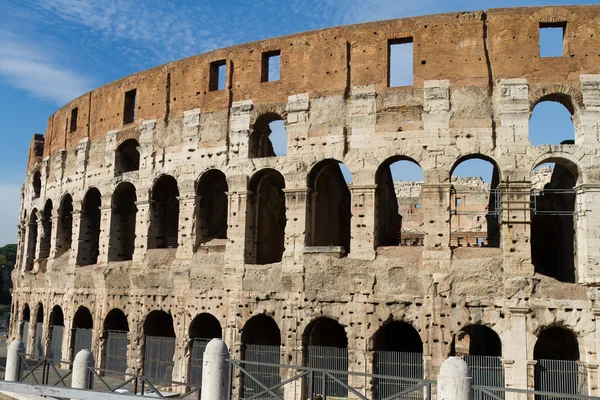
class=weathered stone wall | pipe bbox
[12,5,600,397]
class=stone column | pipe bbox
[500,182,534,276]
[508,307,529,392]
[104,130,118,176]
[201,340,230,400]
[285,94,310,155]
[575,184,600,284]
[496,79,529,146]
[133,199,150,262]
[229,100,253,159]
[69,207,82,266]
[97,204,112,264]
[282,188,308,265]
[349,185,377,260]
[48,215,60,260]
[576,75,600,146]
[176,194,197,259]
[224,190,250,291]
[421,183,452,263]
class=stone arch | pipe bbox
[115,139,140,175]
[451,324,502,357]
[530,88,581,115]
[374,156,424,248]
[56,194,73,257]
[39,200,53,260]
[249,112,288,158]
[102,308,130,374]
[25,209,38,271]
[21,303,30,343]
[148,175,180,249]
[34,303,44,356]
[246,168,286,264]
[188,313,223,385]
[71,306,93,361]
[77,188,101,266]
[109,182,137,261]
[49,305,64,362]
[103,308,129,334]
[307,159,352,253]
[143,310,176,380]
[32,171,41,199]
[195,169,228,248]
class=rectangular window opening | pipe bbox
[123,89,137,124]
[455,198,462,207]
[70,108,78,133]
[262,50,281,82]
[209,60,227,91]
[388,38,414,87]
[540,22,566,58]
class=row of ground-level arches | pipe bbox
[18,303,587,398]
[23,154,580,282]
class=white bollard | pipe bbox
[5,340,25,381]
[201,339,230,400]
[438,357,472,400]
[71,349,95,390]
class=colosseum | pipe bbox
[9,4,600,399]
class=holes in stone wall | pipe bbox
[388,38,414,87]
[123,89,137,124]
[209,60,227,91]
[540,22,566,58]
[261,50,281,82]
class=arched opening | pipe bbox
[249,113,288,158]
[307,160,352,254]
[240,314,281,398]
[77,188,101,266]
[372,321,423,399]
[530,96,575,146]
[39,200,53,260]
[71,306,93,361]
[531,159,577,283]
[149,176,180,249]
[109,183,137,261]
[34,304,44,357]
[451,325,504,387]
[21,304,30,345]
[32,171,41,199]
[103,309,130,375]
[534,327,585,395]
[246,169,286,264]
[375,157,425,248]
[450,156,500,248]
[25,210,38,271]
[49,305,64,363]
[56,195,73,257]
[143,310,176,381]
[195,170,228,249]
[115,139,140,175]
[188,313,222,385]
[303,317,348,398]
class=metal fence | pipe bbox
[189,338,210,385]
[22,322,29,346]
[72,328,93,360]
[306,345,349,398]
[463,355,504,388]
[34,323,43,357]
[535,359,587,400]
[143,335,175,381]
[105,330,129,376]
[49,325,64,363]
[375,351,424,400]
[241,344,281,399]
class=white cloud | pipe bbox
[0,184,21,247]
[0,31,94,104]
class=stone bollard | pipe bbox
[71,349,95,390]
[5,340,25,381]
[438,357,472,400]
[201,339,230,400]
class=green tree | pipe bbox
[0,244,16,305]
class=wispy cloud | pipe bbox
[0,30,94,104]
[0,184,21,246]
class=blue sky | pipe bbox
[0,0,588,245]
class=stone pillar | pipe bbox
[5,340,25,381]
[348,85,376,150]
[26,318,35,355]
[496,79,529,145]
[183,108,201,152]
[423,80,451,131]
[176,193,197,259]
[437,357,471,400]
[500,182,534,276]
[421,183,452,263]
[138,120,156,179]
[229,100,253,159]
[282,188,308,265]
[349,185,376,260]
[72,349,94,390]
[575,184,600,284]
[133,199,150,262]
[508,307,529,392]
[48,215,60,259]
[69,206,82,266]
[285,94,310,155]
[104,130,118,176]
[224,190,250,266]
[97,204,112,264]
[576,75,600,146]
[201,339,230,400]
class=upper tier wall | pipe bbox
[30,5,600,168]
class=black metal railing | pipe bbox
[474,385,600,400]
[18,352,73,387]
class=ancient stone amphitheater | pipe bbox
[10,4,600,398]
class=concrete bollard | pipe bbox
[438,357,472,400]
[71,349,95,390]
[201,339,230,400]
[5,340,25,381]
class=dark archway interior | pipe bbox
[144,311,175,337]
[73,307,93,329]
[56,195,73,257]
[51,306,64,326]
[32,172,41,198]
[249,113,286,158]
[77,188,101,266]
[248,169,286,264]
[103,309,129,334]
[309,161,351,253]
[531,162,577,283]
[36,304,43,323]
[149,176,180,249]
[23,305,30,322]
[110,183,137,261]
[241,314,281,346]
[534,327,579,361]
[196,170,228,246]
[451,325,502,356]
[305,317,348,348]
[189,313,222,339]
[39,200,53,259]
[115,139,140,174]
[25,211,38,271]
[373,321,423,353]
